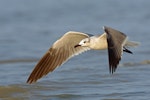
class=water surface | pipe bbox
[0,0,150,100]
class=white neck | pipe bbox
[89,33,108,50]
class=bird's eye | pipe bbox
[83,41,86,43]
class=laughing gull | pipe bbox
[27,26,139,84]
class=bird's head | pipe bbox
[74,38,90,48]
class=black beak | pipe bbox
[74,44,81,48]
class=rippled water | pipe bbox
[0,0,150,100]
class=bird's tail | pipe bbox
[125,40,140,47]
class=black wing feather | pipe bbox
[103,26,127,74]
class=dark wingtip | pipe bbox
[109,66,117,74]
[26,76,37,84]
[26,80,33,84]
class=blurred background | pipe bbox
[0,0,150,100]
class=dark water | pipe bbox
[0,0,150,100]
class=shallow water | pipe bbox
[0,0,150,100]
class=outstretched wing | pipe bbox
[27,31,91,84]
[103,26,127,74]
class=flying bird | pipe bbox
[27,26,139,84]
